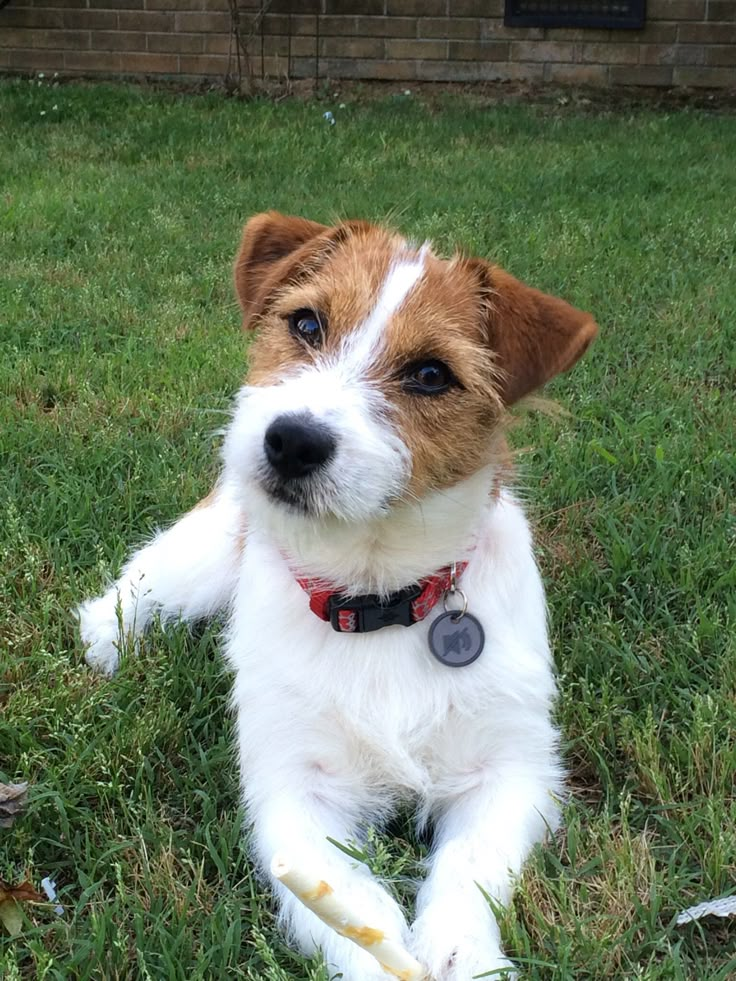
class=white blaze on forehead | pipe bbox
[341,245,428,368]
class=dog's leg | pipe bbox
[248,789,410,981]
[411,761,562,981]
[77,483,243,675]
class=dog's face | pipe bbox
[223,212,597,523]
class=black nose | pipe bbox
[264,414,337,481]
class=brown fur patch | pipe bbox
[466,258,598,404]
[368,254,505,498]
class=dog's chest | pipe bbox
[225,509,552,798]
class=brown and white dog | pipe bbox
[78,212,597,980]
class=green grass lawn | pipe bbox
[1,78,735,980]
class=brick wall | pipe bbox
[1,0,735,88]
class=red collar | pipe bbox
[295,562,468,633]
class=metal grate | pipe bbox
[505,1,646,29]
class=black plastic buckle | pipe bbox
[328,583,423,633]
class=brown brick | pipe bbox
[640,43,704,65]
[308,15,346,35]
[387,0,445,16]
[179,53,228,75]
[1,8,64,28]
[292,14,322,34]
[203,34,232,55]
[147,0,228,7]
[91,31,147,51]
[416,58,544,81]
[286,14,320,36]
[175,11,230,33]
[449,0,503,14]
[673,64,736,85]
[546,23,678,43]
[261,35,313,58]
[636,23,680,42]
[9,47,66,69]
[89,0,143,9]
[421,17,482,40]
[609,65,674,85]
[147,32,205,54]
[63,10,118,30]
[322,36,384,58]
[0,28,90,49]
[678,22,736,43]
[265,0,297,11]
[0,28,24,48]
[580,43,640,64]
[706,45,736,66]
[708,1,736,21]
[321,57,417,80]
[510,40,574,62]
[292,36,319,57]
[545,63,609,84]
[117,10,172,31]
[247,53,281,77]
[385,38,447,59]
[449,40,509,61]
[120,51,179,72]
[324,0,383,13]
[269,15,402,39]
[262,36,289,57]
[481,23,544,41]
[260,14,290,34]
[64,49,122,70]
[26,0,86,6]
[278,55,316,78]
[355,15,416,37]
[648,0,705,18]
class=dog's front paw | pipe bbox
[411,907,517,981]
[76,593,123,675]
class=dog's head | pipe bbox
[223,212,597,523]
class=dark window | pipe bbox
[505,1,646,29]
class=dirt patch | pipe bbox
[9,71,736,115]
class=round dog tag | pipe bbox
[428,612,485,668]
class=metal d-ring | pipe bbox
[443,588,468,620]
[443,562,468,621]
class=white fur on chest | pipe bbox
[226,492,557,813]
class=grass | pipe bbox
[1,76,735,980]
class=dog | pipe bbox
[77,212,597,980]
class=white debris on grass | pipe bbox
[676,895,736,925]
[40,878,64,917]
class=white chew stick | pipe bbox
[271,853,427,981]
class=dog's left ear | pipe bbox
[468,259,598,405]
[233,211,330,328]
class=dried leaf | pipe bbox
[0,782,29,828]
[0,879,44,904]
[0,901,23,937]
[0,878,44,936]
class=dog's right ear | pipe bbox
[233,211,330,329]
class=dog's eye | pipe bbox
[403,360,457,396]
[289,309,325,348]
